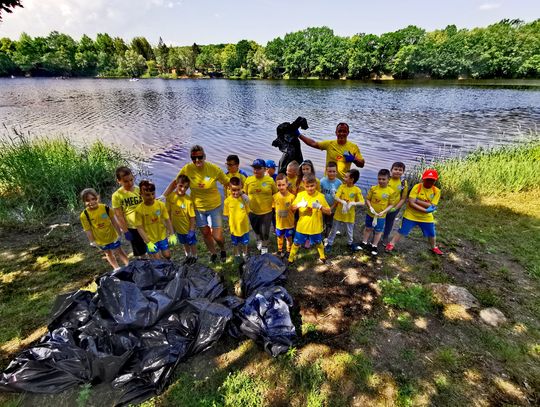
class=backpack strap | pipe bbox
[84,209,92,227]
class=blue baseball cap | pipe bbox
[251,158,266,168]
[265,160,277,168]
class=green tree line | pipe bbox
[1,19,538,79]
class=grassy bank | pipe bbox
[0,131,128,224]
[1,142,539,406]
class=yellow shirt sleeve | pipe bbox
[80,211,91,231]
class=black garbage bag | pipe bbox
[272,116,309,174]
[240,254,287,297]
[48,290,95,332]
[236,286,297,357]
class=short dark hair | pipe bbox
[391,162,406,171]
[229,176,242,187]
[327,161,337,169]
[347,169,360,183]
[115,166,132,180]
[139,180,156,192]
[275,173,287,181]
[190,145,205,156]
[303,173,317,184]
[176,174,190,184]
[226,155,240,165]
[378,169,391,178]
[336,122,350,132]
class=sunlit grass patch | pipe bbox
[379,277,435,315]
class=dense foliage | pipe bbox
[0,19,538,79]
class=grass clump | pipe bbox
[219,371,266,407]
[379,277,435,315]
[0,130,128,223]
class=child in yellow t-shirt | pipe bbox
[224,154,248,198]
[166,174,198,265]
[223,176,251,262]
[273,173,295,258]
[296,160,321,193]
[383,162,409,243]
[80,188,129,271]
[135,180,177,259]
[362,169,395,256]
[288,173,331,264]
[326,169,364,253]
[286,160,300,196]
[386,169,443,255]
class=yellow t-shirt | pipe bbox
[297,178,321,193]
[178,162,229,211]
[166,193,195,234]
[287,176,299,195]
[293,191,329,235]
[80,204,118,246]
[333,184,365,223]
[244,175,277,215]
[223,196,250,236]
[388,178,409,206]
[225,171,247,198]
[318,139,363,181]
[367,185,394,218]
[273,192,295,230]
[134,200,169,243]
[111,186,143,229]
[403,183,441,223]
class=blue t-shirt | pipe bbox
[320,177,342,206]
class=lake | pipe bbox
[1,78,539,193]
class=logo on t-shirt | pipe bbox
[382,193,389,199]
[349,193,355,198]
[155,210,161,216]
[262,182,267,187]
[101,213,108,219]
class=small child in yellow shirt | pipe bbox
[286,160,299,196]
[135,180,177,259]
[166,174,198,264]
[80,188,129,271]
[223,176,251,262]
[273,173,295,258]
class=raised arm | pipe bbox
[298,134,321,149]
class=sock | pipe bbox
[277,236,284,252]
[286,237,293,252]
[288,244,300,262]
[316,243,325,260]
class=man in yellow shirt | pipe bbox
[223,177,251,262]
[298,122,365,181]
[386,169,443,255]
[245,158,278,254]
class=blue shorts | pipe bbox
[365,214,386,233]
[293,232,323,246]
[195,205,223,229]
[398,218,436,238]
[231,232,250,246]
[147,238,169,254]
[99,240,121,251]
[177,232,197,246]
[276,228,294,238]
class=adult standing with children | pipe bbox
[162,145,229,263]
[298,122,365,181]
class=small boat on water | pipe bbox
[129,78,139,82]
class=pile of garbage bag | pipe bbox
[0,254,297,405]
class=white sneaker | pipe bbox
[260,247,268,254]
[256,240,262,250]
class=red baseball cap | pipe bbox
[422,169,439,180]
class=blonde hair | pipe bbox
[80,188,98,202]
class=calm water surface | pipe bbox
[1,78,539,192]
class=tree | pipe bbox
[155,37,169,73]
[347,33,381,78]
[75,34,97,76]
[119,49,146,77]
[0,0,23,21]
[12,32,41,74]
[196,44,223,74]
[130,36,154,60]
[264,37,284,77]
[221,44,237,76]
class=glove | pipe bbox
[187,230,196,240]
[343,151,355,163]
[369,207,377,216]
[241,193,250,204]
[294,128,301,136]
[157,194,166,202]
[425,205,437,213]
[89,241,98,248]
[349,201,363,207]
[147,242,157,252]
[124,231,133,241]
[341,202,350,214]
[296,198,308,208]
[372,216,379,228]
[390,207,397,213]
[312,201,322,210]
[168,234,178,246]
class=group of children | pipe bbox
[80,157,442,270]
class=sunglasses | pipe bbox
[191,155,204,161]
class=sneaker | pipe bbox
[370,245,379,256]
[210,253,218,263]
[284,251,290,260]
[260,247,268,255]
[256,240,262,251]
[319,257,327,264]
[220,250,227,262]
[336,230,341,236]
[324,244,332,254]
[349,243,361,252]
[385,243,395,252]
[190,256,198,265]
[431,247,443,255]
[360,242,370,251]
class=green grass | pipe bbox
[0,130,129,223]
[379,277,435,315]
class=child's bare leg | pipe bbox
[150,252,162,259]
[428,236,437,249]
[201,226,217,254]
[362,227,372,243]
[190,244,197,257]
[104,249,119,269]
[113,247,129,266]
[162,249,171,260]
[233,245,239,256]
[212,227,225,251]
[372,231,383,246]
[241,244,248,256]
[389,233,403,246]
[183,244,190,257]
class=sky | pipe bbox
[0,0,538,46]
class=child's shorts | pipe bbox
[276,228,294,238]
[293,232,323,246]
[398,218,436,238]
[128,228,147,257]
[147,238,169,254]
[177,232,197,246]
[231,232,250,246]
[195,205,223,228]
[365,214,386,233]
[99,240,122,251]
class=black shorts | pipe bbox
[249,212,273,241]
[128,228,147,256]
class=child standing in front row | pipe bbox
[362,169,395,256]
[326,169,364,253]
[135,180,177,259]
[383,162,409,244]
[166,174,198,264]
[385,169,443,255]
[273,173,295,258]
[80,188,129,271]
[288,173,331,264]
[320,161,342,240]
[286,160,300,196]
[223,177,251,262]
